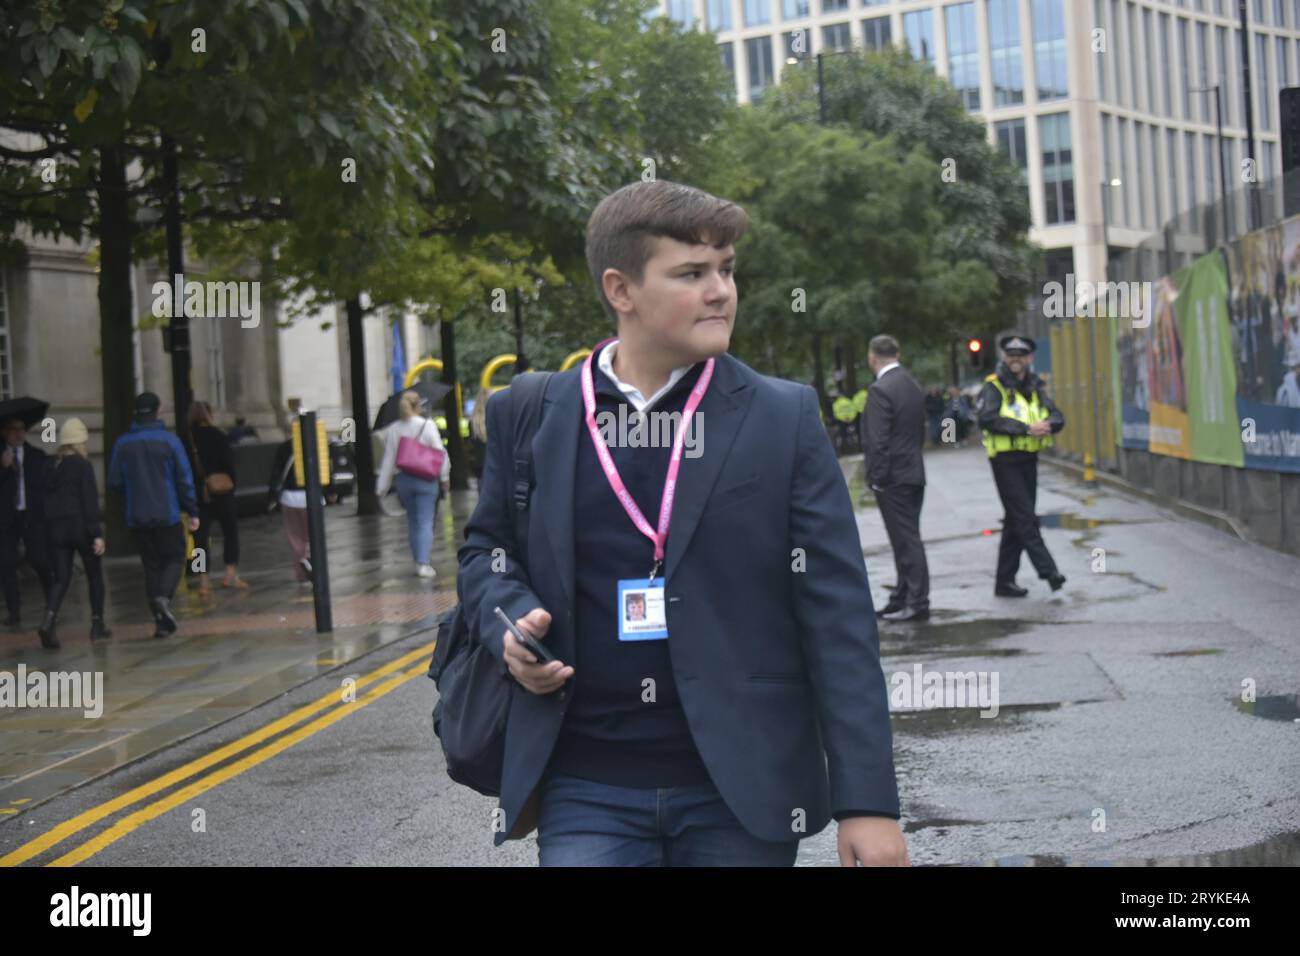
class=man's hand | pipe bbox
[187,516,200,532]
[92,537,105,557]
[837,817,910,867]
[1027,420,1052,437]
[503,608,573,695]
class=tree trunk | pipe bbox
[345,296,379,515]
[844,338,858,395]
[97,146,136,553]
[162,132,192,449]
[440,318,469,491]
[513,288,529,372]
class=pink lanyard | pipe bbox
[581,338,715,580]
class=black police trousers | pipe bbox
[989,451,1059,585]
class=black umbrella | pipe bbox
[0,396,49,430]
[372,380,454,431]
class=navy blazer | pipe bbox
[457,351,900,845]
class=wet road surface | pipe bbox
[2,446,1297,865]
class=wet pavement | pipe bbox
[0,497,464,816]
[2,445,1297,866]
[794,445,1300,866]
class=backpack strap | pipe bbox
[509,371,554,514]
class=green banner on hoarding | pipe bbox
[1174,252,1242,467]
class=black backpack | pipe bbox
[427,371,553,797]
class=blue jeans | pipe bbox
[536,772,799,867]
[394,472,438,564]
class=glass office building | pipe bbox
[662,0,1300,287]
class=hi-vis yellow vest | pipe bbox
[981,374,1053,458]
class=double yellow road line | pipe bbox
[1,639,436,867]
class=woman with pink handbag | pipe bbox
[377,390,450,578]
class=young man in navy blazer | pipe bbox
[457,180,907,867]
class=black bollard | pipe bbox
[298,411,333,633]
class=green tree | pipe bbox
[762,46,1037,339]
[2,0,444,529]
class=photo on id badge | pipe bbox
[618,579,668,641]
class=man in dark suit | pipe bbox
[862,335,930,622]
[457,180,906,867]
[0,415,54,627]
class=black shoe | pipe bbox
[1047,573,1066,592]
[875,604,904,619]
[151,597,178,635]
[882,606,930,622]
[37,610,60,649]
[89,617,112,642]
[995,582,1029,597]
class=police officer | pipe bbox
[976,334,1067,597]
[832,390,857,454]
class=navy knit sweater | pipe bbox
[547,347,712,788]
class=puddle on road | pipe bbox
[904,817,977,834]
[987,830,1300,866]
[892,699,1115,736]
[1233,694,1300,722]
[1155,648,1224,657]
[1040,515,1112,530]
[1038,511,1132,530]
[879,616,1051,656]
[891,701,1063,736]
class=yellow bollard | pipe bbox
[1083,452,1096,483]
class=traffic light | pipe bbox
[967,338,983,368]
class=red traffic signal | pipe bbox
[968,338,984,367]
[968,339,981,353]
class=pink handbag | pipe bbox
[396,420,445,481]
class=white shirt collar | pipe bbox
[876,361,900,379]
[598,341,694,413]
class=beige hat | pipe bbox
[61,417,89,446]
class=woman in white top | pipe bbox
[377,391,451,577]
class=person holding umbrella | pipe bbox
[0,397,55,629]
[375,389,450,578]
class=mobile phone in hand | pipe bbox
[493,606,557,665]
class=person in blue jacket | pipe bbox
[107,392,199,639]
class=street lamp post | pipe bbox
[790,38,854,413]
[1238,0,1262,231]
[817,50,826,125]
[1093,177,1122,478]
[1190,82,1230,242]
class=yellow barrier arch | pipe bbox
[402,357,443,388]
[559,348,591,372]
[404,348,595,438]
[480,354,519,393]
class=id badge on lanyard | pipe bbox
[618,577,668,641]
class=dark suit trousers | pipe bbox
[876,484,929,610]
[134,525,185,603]
[990,453,1059,584]
[0,511,53,617]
